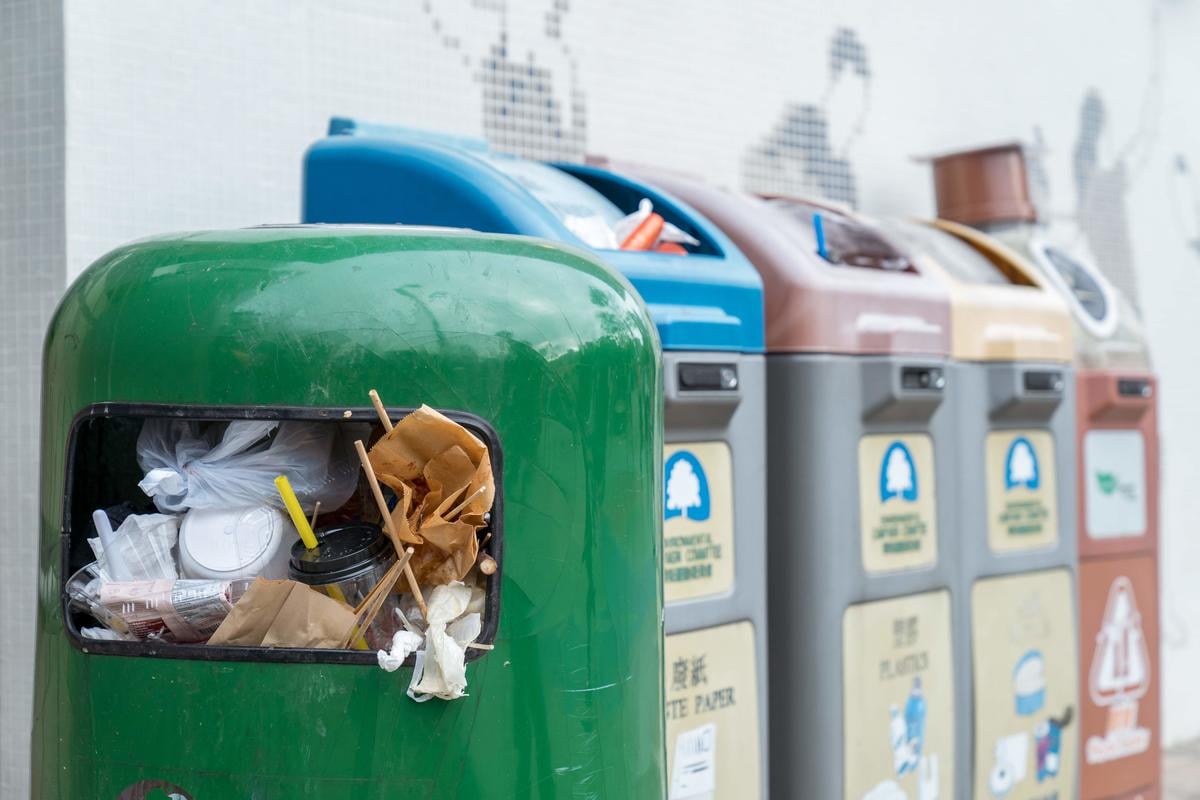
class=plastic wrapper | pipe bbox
[97,579,235,642]
[88,512,179,581]
[136,419,362,514]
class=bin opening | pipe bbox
[1036,244,1109,322]
[61,403,502,669]
[767,198,918,274]
[552,164,723,257]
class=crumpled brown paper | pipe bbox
[208,578,356,648]
[368,405,494,585]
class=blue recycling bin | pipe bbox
[305,118,769,799]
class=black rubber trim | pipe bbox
[61,402,503,666]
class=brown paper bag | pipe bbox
[208,578,356,649]
[370,405,494,519]
[368,405,494,584]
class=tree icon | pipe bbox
[664,451,711,521]
[1006,437,1041,490]
[880,442,918,502]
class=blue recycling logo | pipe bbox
[879,441,919,503]
[1005,436,1041,491]
[665,450,711,522]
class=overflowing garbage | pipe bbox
[68,392,497,701]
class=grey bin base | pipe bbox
[765,353,959,800]
[663,351,768,800]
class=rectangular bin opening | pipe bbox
[61,403,502,666]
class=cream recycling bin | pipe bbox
[303,119,769,799]
[930,142,1162,799]
[887,218,1079,800]
[634,171,960,800]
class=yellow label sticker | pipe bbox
[971,570,1079,800]
[664,442,735,603]
[665,622,760,800]
[986,430,1059,554]
[858,434,939,574]
[843,591,955,800]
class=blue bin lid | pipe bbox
[303,118,764,353]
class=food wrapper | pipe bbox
[98,579,233,642]
[368,405,494,584]
[208,577,356,649]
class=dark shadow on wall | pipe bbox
[741,27,871,208]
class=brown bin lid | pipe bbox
[929,142,1038,227]
[615,165,952,356]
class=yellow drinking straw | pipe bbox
[274,475,319,550]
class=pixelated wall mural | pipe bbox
[741,27,871,209]
[420,0,586,161]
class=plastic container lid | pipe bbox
[885,219,1074,363]
[179,506,294,580]
[302,118,765,353]
[614,166,952,356]
[289,522,392,585]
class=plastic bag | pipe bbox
[137,419,360,513]
[405,581,482,701]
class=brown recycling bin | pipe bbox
[932,142,1162,799]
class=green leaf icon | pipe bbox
[1096,471,1118,495]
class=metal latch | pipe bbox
[900,366,945,392]
[1023,370,1064,394]
[1117,378,1152,398]
[677,363,738,391]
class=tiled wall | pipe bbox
[0,1,65,797]
[7,0,1200,793]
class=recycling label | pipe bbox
[986,430,1059,554]
[1084,429,1147,540]
[858,434,939,574]
[843,591,955,800]
[1079,556,1159,796]
[665,622,760,800]
[972,570,1079,800]
[664,442,735,603]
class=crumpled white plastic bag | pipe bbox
[88,513,180,581]
[136,419,360,513]
[404,582,483,701]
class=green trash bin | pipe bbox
[32,226,667,798]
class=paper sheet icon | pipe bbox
[670,723,717,799]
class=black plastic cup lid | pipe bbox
[289,522,393,585]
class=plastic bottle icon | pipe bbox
[905,676,927,759]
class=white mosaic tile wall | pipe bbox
[6,0,1200,793]
[0,1,64,798]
